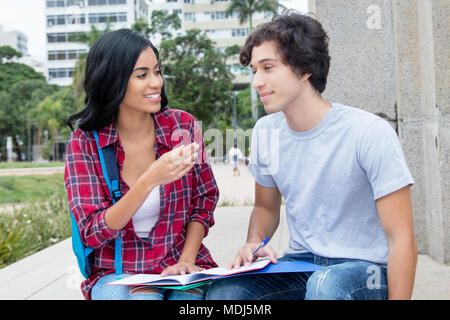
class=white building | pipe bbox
[45,0,150,86]
[0,25,28,55]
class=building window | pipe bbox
[49,68,74,79]
[232,28,249,37]
[184,12,195,21]
[46,0,85,7]
[211,11,227,20]
[88,0,126,5]
[47,14,86,26]
[88,12,127,23]
[48,49,87,61]
[47,32,84,43]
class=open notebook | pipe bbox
[107,259,322,289]
[107,259,271,287]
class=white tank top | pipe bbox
[132,186,160,238]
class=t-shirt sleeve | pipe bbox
[248,121,277,188]
[357,119,415,200]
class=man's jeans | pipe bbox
[205,253,388,300]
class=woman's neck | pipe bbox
[115,111,155,141]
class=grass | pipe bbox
[0,162,64,169]
[0,194,71,268]
[0,173,69,268]
[0,173,65,204]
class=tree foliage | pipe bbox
[0,79,58,160]
[226,0,281,30]
[159,29,235,128]
[0,46,45,92]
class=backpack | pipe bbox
[69,130,123,278]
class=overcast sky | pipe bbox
[0,0,308,58]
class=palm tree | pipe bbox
[68,22,112,99]
[226,0,281,32]
[226,0,283,120]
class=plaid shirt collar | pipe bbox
[96,111,171,149]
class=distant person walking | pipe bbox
[228,144,243,176]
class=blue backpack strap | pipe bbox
[70,211,93,279]
[93,130,123,275]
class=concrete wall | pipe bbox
[309,0,449,263]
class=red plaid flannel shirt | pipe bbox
[64,108,219,299]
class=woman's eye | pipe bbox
[264,65,273,71]
[137,73,146,78]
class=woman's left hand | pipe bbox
[161,262,205,276]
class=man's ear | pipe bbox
[301,72,312,81]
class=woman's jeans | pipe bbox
[206,253,388,300]
[91,273,205,300]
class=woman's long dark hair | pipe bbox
[66,29,169,131]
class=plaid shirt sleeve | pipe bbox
[64,130,125,249]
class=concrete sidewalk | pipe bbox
[0,206,449,300]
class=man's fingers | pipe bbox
[261,246,278,264]
[228,254,242,270]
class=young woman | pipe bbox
[65,29,219,300]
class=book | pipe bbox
[106,259,322,289]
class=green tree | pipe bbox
[132,10,181,40]
[0,46,45,92]
[226,0,281,31]
[0,80,58,160]
[0,45,22,61]
[69,23,112,99]
[159,29,235,128]
[32,87,78,160]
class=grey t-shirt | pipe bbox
[249,103,414,264]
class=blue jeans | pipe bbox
[91,274,206,300]
[205,253,388,300]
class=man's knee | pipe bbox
[305,262,387,300]
[306,267,350,299]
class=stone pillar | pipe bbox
[310,0,449,263]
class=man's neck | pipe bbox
[283,93,331,132]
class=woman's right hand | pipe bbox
[142,142,200,189]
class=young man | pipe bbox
[206,11,417,300]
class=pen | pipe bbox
[252,237,270,256]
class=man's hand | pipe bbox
[229,242,277,269]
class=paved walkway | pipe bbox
[0,164,449,299]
